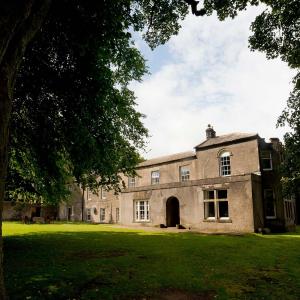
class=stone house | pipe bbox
[60,125,296,232]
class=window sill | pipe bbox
[133,220,151,223]
[203,218,232,223]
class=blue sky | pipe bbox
[131,6,294,159]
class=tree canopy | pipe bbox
[190,0,300,195]
[4,1,189,204]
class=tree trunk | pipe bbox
[0,1,51,298]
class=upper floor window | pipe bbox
[261,151,272,171]
[128,176,136,188]
[219,151,231,176]
[180,166,190,182]
[151,170,160,185]
[87,188,92,201]
[101,188,107,199]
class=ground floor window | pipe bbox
[116,208,119,222]
[264,189,276,219]
[100,208,105,222]
[134,200,150,222]
[86,208,91,221]
[203,189,229,220]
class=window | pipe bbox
[100,208,105,222]
[116,208,120,222]
[151,171,160,185]
[128,177,136,188]
[87,188,92,201]
[101,188,107,199]
[180,166,190,182]
[86,208,91,221]
[134,200,150,221]
[203,190,229,220]
[261,151,272,171]
[219,152,231,176]
[264,189,276,219]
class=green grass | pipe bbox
[3,222,300,299]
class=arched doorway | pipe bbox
[166,197,180,227]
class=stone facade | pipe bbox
[60,126,296,232]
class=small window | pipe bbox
[219,152,231,176]
[180,166,190,182]
[87,188,92,201]
[101,188,107,199]
[264,189,276,219]
[135,200,150,221]
[151,171,160,185]
[128,177,136,188]
[261,151,272,171]
[100,208,105,222]
[86,208,91,221]
[116,208,120,223]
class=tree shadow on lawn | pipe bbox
[4,229,300,300]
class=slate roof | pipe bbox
[195,133,258,150]
[138,151,196,168]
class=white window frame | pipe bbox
[219,151,231,176]
[101,188,107,199]
[180,166,190,182]
[87,188,92,201]
[100,208,105,222]
[151,171,160,185]
[261,151,273,171]
[264,189,276,219]
[128,176,136,188]
[203,190,229,220]
[134,200,150,222]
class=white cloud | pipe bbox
[131,6,294,159]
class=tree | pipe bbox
[185,0,300,193]
[0,1,189,298]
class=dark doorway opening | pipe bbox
[67,207,72,221]
[166,197,180,227]
[35,207,41,217]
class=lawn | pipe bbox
[3,222,300,300]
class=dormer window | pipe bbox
[219,151,231,176]
[261,151,272,171]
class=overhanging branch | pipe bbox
[184,0,206,16]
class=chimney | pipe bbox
[206,124,216,139]
[269,137,281,152]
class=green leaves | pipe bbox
[8,0,187,203]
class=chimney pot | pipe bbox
[206,124,216,139]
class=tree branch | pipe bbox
[184,0,206,16]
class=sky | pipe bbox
[130,6,294,159]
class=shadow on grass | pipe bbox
[4,227,300,300]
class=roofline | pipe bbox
[195,134,259,151]
[136,154,197,169]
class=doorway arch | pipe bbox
[166,197,180,227]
